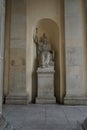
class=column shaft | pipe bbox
[64,0,87,104]
[0,0,6,113]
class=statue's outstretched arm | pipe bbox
[33,28,38,45]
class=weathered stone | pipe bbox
[77,121,83,130]
[66,47,83,66]
[77,118,87,130]
[82,118,87,130]
[33,31,55,68]
[6,0,27,104]
[0,0,6,113]
[64,0,86,105]
[6,95,27,105]
[64,96,87,105]
[36,67,56,103]
[0,114,15,130]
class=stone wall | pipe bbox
[4,0,65,103]
[4,0,87,104]
[5,0,27,104]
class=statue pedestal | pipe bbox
[36,67,56,104]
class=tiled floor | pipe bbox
[3,104,87,130]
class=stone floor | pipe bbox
[2,104,87,130]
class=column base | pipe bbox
[64,96,87,105]
[6,94,27,105]
[36,97,56,104]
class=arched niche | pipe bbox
[32,18,60,103]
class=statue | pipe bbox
[34,29,56,103]
[33,28,55,68]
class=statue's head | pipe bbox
[36,28,38,33]
[43,33,47,44]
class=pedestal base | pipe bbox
[64,96,87,105]
[6,94,27,104]
[36,67,56,104]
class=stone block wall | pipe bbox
[64,0,87,104]
[9,0,26,95]
[5,0,27,104]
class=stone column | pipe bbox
[0,1,15,129]
[64,0,87,104]
[6,0,27,104]
[0,0,6,114]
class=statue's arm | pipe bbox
[33,28,39,46]
[33,35,38,45]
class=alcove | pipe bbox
[32,19,60,102]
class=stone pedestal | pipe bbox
[36,67,56,104]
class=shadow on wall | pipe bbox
[32,18,60,103]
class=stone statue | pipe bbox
[33,28,55,68]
